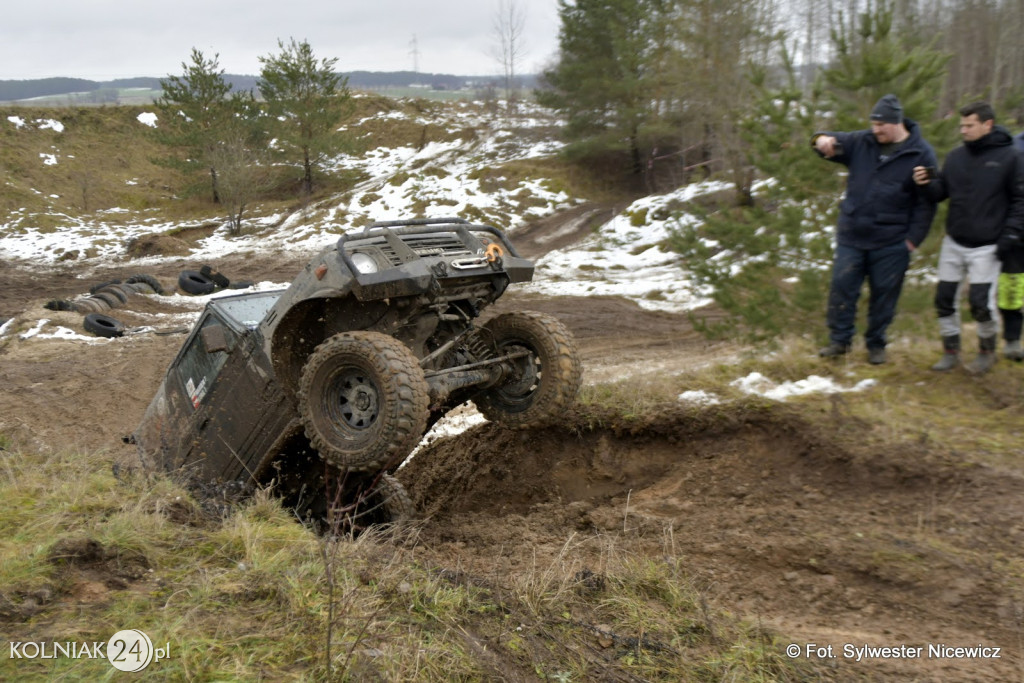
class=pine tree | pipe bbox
[667,49,839,342]
[667,0,951,343]
[537,0,670,175]
[258,38,353,196]
[155,49,254,203]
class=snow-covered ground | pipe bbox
[1,99,880,447]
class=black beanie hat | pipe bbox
[870,94,903,124]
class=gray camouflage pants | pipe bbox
[935,235,1000,340]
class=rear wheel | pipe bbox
[475,311,582,428]
[362,473,416,524]
[298,331,429,472]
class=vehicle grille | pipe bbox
[378,233,473,266]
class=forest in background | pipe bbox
[532,0,1024,342]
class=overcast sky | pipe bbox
[0,0,561,80]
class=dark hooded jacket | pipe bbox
[922,125,1024,249]
[994,130,1024,273]
[814,118,938,250]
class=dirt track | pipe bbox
[2,219,1023,681]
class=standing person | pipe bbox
[813,94,938,364]
[996,129,1024,360]
[913,102,1024,374]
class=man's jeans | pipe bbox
[826,242,910,349]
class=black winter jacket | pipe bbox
[814,119,938,250]
[923,125,1024,249]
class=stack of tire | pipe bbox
[177,265,253,296]
[83,275,168,338]
[43,274,167,339]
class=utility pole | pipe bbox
[409,34,420,74]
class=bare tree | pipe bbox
[209,133,274,236]
[491,0,527,113]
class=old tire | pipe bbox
[200,264,231,289]
[89,279,122,295]
[298,331,429,472]
[178,270,215,296]
[125,273,165,295]
[91,291,121,308]
[96,284,130,304]
[83,313,125,338]
[475,311,582,428]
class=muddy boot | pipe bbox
[965,336,997,375]
[930,335,960,371]
[1004,339,1024,362]
[818,342,850,358]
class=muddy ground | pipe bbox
[1,217,1022,681]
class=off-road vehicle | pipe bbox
[135,218,582,529]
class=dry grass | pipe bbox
[0,435,820,681]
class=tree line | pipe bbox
[538,0,1022,189]
[154,39,351,234]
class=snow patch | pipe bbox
[677,390,722,406]
[731,372,876,401]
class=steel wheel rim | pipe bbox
[328,368,380,431]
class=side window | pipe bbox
[176,315,235,410]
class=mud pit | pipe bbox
[1,247,1022,680]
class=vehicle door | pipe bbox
[173,312,273,483]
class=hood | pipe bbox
[966,124,1014,153]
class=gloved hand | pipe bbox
[997,230,1021,260]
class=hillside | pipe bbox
[0,72,537,106]
[1,98,1023,681]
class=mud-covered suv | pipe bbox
[135,218,582,527]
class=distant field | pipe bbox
[5,86,505,107]
[4,88,162,107]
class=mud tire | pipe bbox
[298,331,429,472]
[475,311,582,428]
[83,313,125,338]
[369,474,416,524]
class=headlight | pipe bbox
[350,252,379,274]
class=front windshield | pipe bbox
[210,291,284,328]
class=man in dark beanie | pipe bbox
[871,94,903,124]
[811,94,939,364]
[914,101,1024,374]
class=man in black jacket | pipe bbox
[813,94,938,365]
[914,102,1024,374]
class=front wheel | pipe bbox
[474,311,582,428]
[298,331,430,472]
